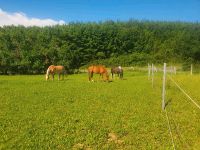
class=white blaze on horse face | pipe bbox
[118,66,122,70]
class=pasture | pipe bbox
[0,70,200,149]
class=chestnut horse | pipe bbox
[111,66,123,79]
[88,65,109,82]
[46,65,65,81]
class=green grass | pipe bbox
[0,71,199,149]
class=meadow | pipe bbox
[0,70,200,149]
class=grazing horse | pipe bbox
[46,65,65,81]
[88,65,109,82]
[111,66,123,79]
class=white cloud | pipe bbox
[0,8,65,27]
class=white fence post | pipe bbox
[152,63,154,88]
[191,64,193,75]
[170,65,173,75]
[162,63,166,110]
[174,66,176,75]
[148,63,151,80]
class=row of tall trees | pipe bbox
[0,20,200,74]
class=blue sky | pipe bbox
[0,0,200,24]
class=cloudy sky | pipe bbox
[0,9,65,27]
[0,0,200,27]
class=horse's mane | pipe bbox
[46,68,50,75]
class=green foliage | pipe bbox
[88,52,151,67]
[0,21,200,74]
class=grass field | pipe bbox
[0,71,200,149]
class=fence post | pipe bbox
[191,64,193,75]
[148,63,151,80]
[152,63,154,88]
[162,63,166,110]
[170,65,173,75]
[174,66,176,75]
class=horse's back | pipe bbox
[55,66,65,73]
[111,66,123,73]
[88,66,100,73]
[88,65,107,74]
[48,65,64,73]
[96,65,106,73]
[55,65,64,70]
[111,67,118,73]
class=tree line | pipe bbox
[0,20,200,74]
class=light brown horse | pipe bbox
[88,65,109,82]
[46,65,65,81]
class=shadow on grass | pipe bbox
[121,78,127,80]
[44,78,72,82]
[109,78,127,81]
[87,80,113,83]
[165,98,172,109]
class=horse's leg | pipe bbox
[102,73,104,81]
[101,73,103,81]
[88,72,93,81]
[99,73,103,81]
[88,73,90,81]
[91,72,94,82]
[99,74,101,80]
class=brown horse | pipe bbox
[111,66,123,79]
[88,65,109,82]
[46,65,65,81]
